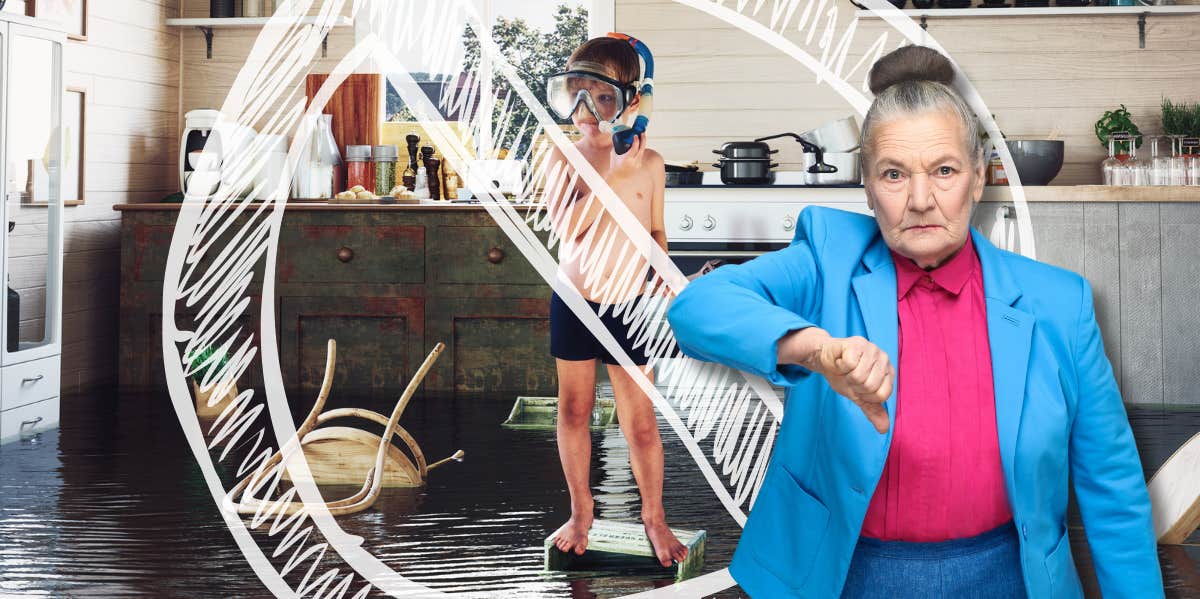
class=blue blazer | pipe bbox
[667,206,1163,599]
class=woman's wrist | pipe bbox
[778,326,832,372]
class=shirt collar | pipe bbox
[891,234,977,298]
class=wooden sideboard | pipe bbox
[117,203,557,398]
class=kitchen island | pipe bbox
[116,185,1200,406]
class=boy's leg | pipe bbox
[551,357,598,556]
[606,363,689,568]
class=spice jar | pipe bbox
[986,148,1007,185]
[372,145,398,196]
[346,145,374,192]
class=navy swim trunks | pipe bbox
[550,291,651,365]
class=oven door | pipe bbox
[668,241,788,277]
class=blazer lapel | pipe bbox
[971,229,1033,495]
[851,235,899,443]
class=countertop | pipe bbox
[112,185,1200,211]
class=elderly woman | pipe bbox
[667,46,1163,599]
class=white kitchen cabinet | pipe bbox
[0,14,65,445]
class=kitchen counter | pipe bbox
[113,185,1200,213]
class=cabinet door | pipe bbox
[425,297,555,395]
[3,25,63,365]
[279,295,426,403]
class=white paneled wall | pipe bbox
[616,0,1200,185]
[61,0,180,393]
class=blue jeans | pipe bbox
[840,520,1027,598]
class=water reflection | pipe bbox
[0,390,1196,597]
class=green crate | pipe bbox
[501,396,617,431]
[544,519,707,582]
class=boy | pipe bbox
[542,36,688,569]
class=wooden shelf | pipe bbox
[165,16,353,58]
[855,5,1200,47]
[164,16,354,28]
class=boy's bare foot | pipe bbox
[644,519,689,568]
[552,513,593,556]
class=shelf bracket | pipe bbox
[920,15,928,30]
[197,26,214,59]
[322,33,329,58]
[1138,12,1147,49]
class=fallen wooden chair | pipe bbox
[223,339,463,517]
[1149,429,1200,544]
[544,519,706,582]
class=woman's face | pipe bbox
[863,110,985,270]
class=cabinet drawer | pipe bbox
[0,396,59,445]
[429,226,542,286]
[1,355,61,411]
[279,225,425,284]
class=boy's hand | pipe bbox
[611,133,647,183]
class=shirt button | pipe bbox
[1021,524,1028,538]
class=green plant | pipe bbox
[1161,98,1200,137]
[188,346,231,381]
[1095,104,1143,154]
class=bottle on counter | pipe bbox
[346,145,374,192]
[402,161,416,190]
[443,164,459,200]
[986,148,1007,186]
[373,144,398,196]
[293,114,342,199]
[414,166,430,199]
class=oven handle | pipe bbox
[668,249,769,257]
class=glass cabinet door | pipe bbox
[4,26,63,362]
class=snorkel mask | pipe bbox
[545,32,654,155]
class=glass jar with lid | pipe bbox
[346,145,374,192]
[372,145,398,196]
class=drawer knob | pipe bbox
[21,374,43,384]
[487,247,505,264]
[337,246,354,263]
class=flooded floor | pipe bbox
[0,387,1198,598]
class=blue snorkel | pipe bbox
[606,32,654,156]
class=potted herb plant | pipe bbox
[1162,98,1200,157]
[188,346,237,418]
[1095,104,1143,159]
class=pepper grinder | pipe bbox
[426,158,442,201]
[421,146,440,201]
[404,134,420,189]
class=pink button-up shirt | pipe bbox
[860,235,1013,542]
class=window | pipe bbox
[382,1,611,123]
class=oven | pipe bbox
[662,189,871,277]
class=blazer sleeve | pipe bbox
[1068,277,1164,597]
[666,214,823,387]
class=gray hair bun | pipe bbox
[867,45,955,95]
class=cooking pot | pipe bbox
[801,116,861,153]
[713,140,778,160]
[802,152,861,185]
[712,158,778,185]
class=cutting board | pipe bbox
[305,73,382,156]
